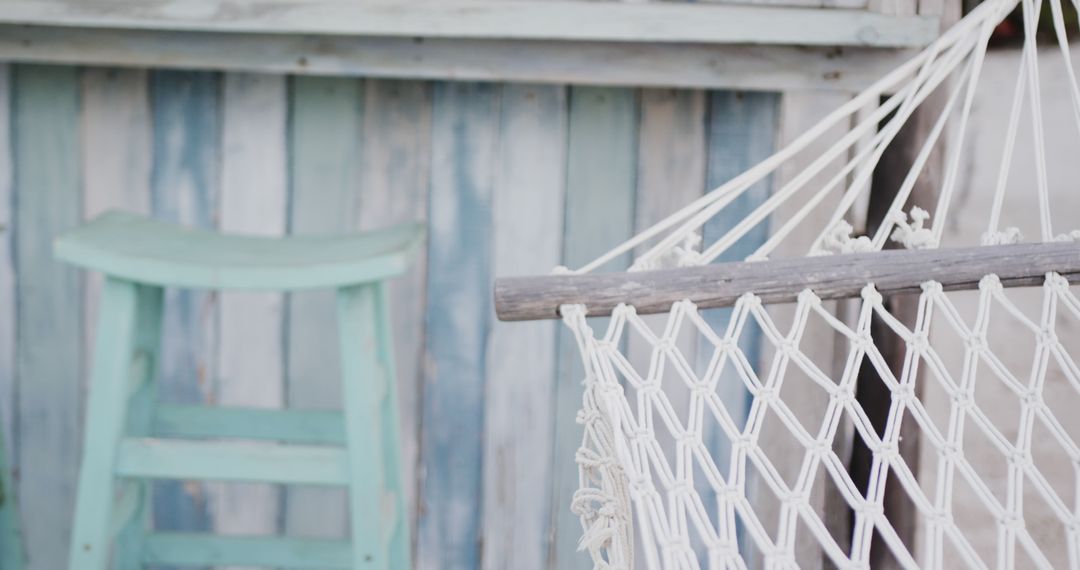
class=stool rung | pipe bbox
[116,438,348,485]
[142,533,351,568]
[154,405,345,445]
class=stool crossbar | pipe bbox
[55,211,424,570]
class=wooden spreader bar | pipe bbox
[494,242,1080,321]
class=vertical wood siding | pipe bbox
[148,69,221,539]
[357,79,432,544]
[12,65,83,570]
[0,63,20,570]
[0,65,783,569]
[482,83,567,570]
[552,86,641,570]
[214,72,288,545]
[285,76,362,538]
[418,81,500,569]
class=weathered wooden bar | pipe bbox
[494,242,1080,321]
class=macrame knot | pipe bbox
[981,226,1023,245]
[1054,230,1080,242]
[890,207,936,249]
[632,231,704,271]
[816,220,874,255]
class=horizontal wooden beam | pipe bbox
[115,438,349,485]
[0,0,938,47]
[142,534,352,568]
[494,243,1080,321]
[0,25,918,92]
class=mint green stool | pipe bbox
[55,211,422,570]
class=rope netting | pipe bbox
[558,0,1080,567]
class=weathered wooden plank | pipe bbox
[11,64,82,570]
[0,26,923,94]
[284,75,362,539]
[356,78,431,545]
[0,64,13,486]
[417,81,499,570]
[481,83,567,570]
[148,69,220,537]
[0,0,939,47]
[80,67,152,435]
[551,86,639,570]
[214,71,288,547]
[0,62,23,570]
[495,243,1080,321]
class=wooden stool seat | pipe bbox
[56,211,420,570]
[55,211,424,290]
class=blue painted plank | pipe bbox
[417,81,500,570]
[285,75,363,538]
[698,90,780,559]
[551,86,639,570]
[148,69,220,545]
[11,64,83,570]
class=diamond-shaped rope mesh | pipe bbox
[565,275,1080,568]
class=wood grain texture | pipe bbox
[357,79,432,547]
[0,64,13,483]
[0,26,922,94]
[285,75,362,539]
[213,72,288,550]
[495,243,1080,321]
[148,69,219,539]
[417,81,499,570]
[551,86,639,570]
[482,83,567,570]
[0,0,939,47]
[80,67,152,437]
[0,63,23,570]
[11,64,82,570]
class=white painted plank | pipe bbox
[80,68,152,431]
[213,72,288,553]
[356,78,432,546]
[0,64,13,476]
[482,83,567,570]
[0,0,939,47]
[0,26,922,94]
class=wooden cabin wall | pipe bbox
[0,63,786,570]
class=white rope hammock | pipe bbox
[554,0,1080,567]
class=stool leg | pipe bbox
[69,278,141,570]
[337,285,387,570]
[113,285,164,570]
[373,282,412,570]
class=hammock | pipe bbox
[496,0,1080,566]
